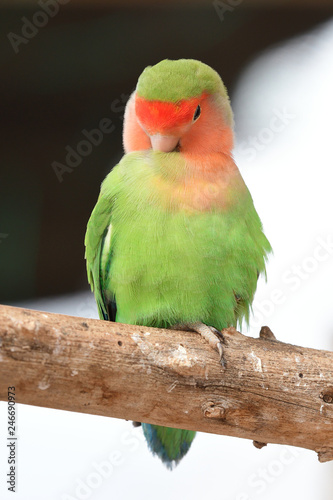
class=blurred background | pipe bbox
[1,1,333,499]
[0,0,333,302]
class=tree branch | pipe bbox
[0,304,332,462]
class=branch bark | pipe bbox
[0,304,332,462]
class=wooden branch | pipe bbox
[0,304,332,462]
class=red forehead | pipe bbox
[135,93,205,133]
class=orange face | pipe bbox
[123,90,234,156]
[135,93,206,135]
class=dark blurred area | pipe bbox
[1,2,332,302]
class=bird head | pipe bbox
[123,59,234,155]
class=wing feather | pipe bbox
[84,173,116,321]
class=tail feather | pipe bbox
[142,423,196,470]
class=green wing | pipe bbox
[84,169,117,321]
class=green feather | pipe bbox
[86,151,271,331]
[141,424,196,470]
[85,59,272,469]
[136,59,227,103]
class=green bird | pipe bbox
[85,59,272,469]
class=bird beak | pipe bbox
[150,134,180,153]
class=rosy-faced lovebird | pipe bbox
[85,59,272,469]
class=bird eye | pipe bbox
[193,105,201,121]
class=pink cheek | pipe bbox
[123,121,151,153]
[182,117,233,154]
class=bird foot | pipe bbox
[171,322,225,367]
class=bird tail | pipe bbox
[141,423,196,470]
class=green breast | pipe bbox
[101,152,271,330]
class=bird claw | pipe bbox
[172,322,226,367]
[217,342,226,368]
